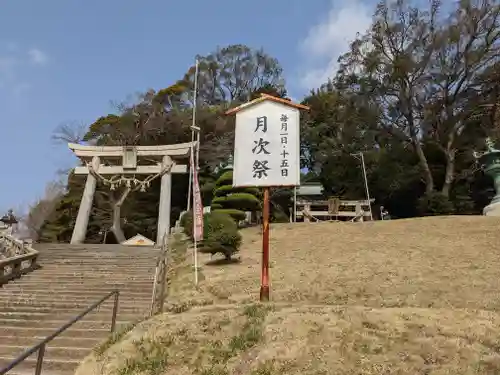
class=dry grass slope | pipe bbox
[76,216,500,375]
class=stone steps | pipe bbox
[2,283,153,290]
[39,254,159,259]
[0,294,150,304]
[0,295,151,305]
[37,262,156,266]
[0,356,80,374]
[0,307,146,321]
[31,269,155,274]
[0,243,157,374]
[0,319,131,330]
[35,268,155,273]
[2,285,152,292]
[0,284,153,291]
[0,303,146,314]
[39,256,158,260]
[4,281,153,288]
[0,336,102,348]
[0,345,90,359]
[0,325,128,337]
[16,269,156,275]
[0,295,151,304]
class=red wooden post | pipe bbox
[260,187,270,301]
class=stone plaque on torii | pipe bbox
[68,142,196,245]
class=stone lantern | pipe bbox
[475,138,500,216]
[0,209,18,234]
[0,209,17,225]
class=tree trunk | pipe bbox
[110,187,131,244]
[441,149,456,198]
[406,107,434,194]
[414,141,434,193]
[441,128,458,198]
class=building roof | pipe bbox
[121,234,155,246]
[225,93,310,116]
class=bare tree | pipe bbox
[51,122,88,145]
[181,44,286,106]
[338,0,500,196]
[24,181,65,240]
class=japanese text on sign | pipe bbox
[279,114,289,177]
[252,116,271,179]
[232,100,301,187]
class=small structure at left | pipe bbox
[0,210,39,285]
[68,142,196,245]
[0,209,18,235]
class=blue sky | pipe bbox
[0,0,378,214]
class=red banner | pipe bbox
[191,152,204,242]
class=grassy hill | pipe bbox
[76,216,500,375]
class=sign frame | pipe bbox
[226,94,309,301]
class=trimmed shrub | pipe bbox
[211,170,261,222]
[213,208,247,222]
[213,185,260,198]
[215,171,233,187]
[200,211,242,260]
[212,193,260,212]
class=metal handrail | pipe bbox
[0,290,120,375]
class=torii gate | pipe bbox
[68,142,196,245]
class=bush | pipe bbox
[180,211,193,239]
[417,192,455,216]
[200,211,242,260]
[179,210,191,228]
[213,208,247,222]
[272,210,290,223]
[181,211,242,260]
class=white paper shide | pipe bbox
[233,100,300,187]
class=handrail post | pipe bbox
[110,291,119,333]
[34,344,45,375]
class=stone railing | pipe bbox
[0,232,39,286]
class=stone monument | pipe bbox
[475,137,500,216]
[68,142,196,245]
[0,210,18,235]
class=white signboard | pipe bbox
[233,100,300,187]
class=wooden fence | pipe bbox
[295,199,375,222]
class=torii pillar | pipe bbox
[156,155,173,245]
[71,156,100,244]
